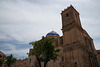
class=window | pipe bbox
[0,54,2,57]
[62,56,64,61]
[75,13,77,18]
[52,38,54,40]
[97,52,100,54]
[66,13,69,18]
[29,59,31,63]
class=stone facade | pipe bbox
[97,50,100,67]
[11,59,23,67]
[0,51,5,67]
[11,5,100,67]
[0,51,5,61]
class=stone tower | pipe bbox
[61,5,82,45]
[61,5,99,67]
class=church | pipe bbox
[11,5,100,67]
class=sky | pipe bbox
[0,0,100,59]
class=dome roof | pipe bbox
[46,31,60,37]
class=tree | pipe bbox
[29,36,60,67]
[0,60,3,67]
[5,54,16,67]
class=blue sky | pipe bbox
[0,0,100,59]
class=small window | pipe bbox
[66,13,69,18]
[75,13,77,18]
[97,52,100,54]
[62,56,64,61]
[0,54,2,57]
[52,38,54,40]
[29,59,31,63]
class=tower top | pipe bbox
[61,5,79,15]
[61,5,82,32]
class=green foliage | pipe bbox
[29,36,60,62]
[0,60,3,66]
[5,54,16,67]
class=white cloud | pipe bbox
[94,40,100,50]
[0,34,12,41]
[1,48,30,59]
[0,43,16,50]
[0,0,62,42]
[0,42,30,59]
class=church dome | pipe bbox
[46,31,60,37]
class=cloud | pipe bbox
[1,48,30,59]
[0,39,32,59]
[94,38,100,50]
[0,43,16,50]
[0,0,63,42]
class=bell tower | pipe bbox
[61,5,99,67]
[61,5,84,45]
